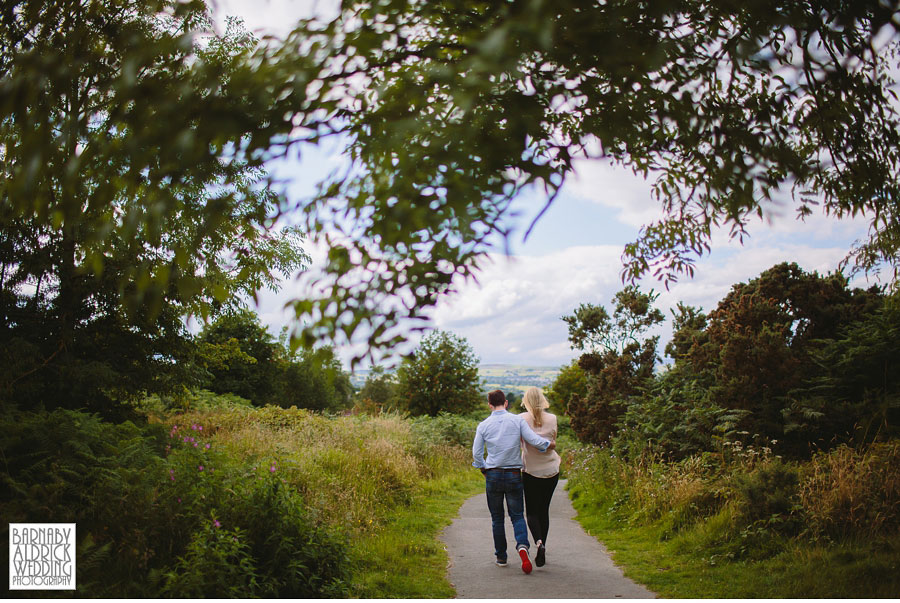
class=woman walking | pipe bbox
[519,386,561,568]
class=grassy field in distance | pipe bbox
[478,364,561,398]
[349,364,562,395]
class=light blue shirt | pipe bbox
[472,409,551,470]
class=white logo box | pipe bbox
[9,523,76,591]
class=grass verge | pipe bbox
[566,449,900,598]
[349,469,484,598]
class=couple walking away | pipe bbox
[472,387,561,574]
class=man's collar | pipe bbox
[490,408,508,415]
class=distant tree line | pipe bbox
[548,262,900,459]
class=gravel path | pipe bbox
[440,479,656,599]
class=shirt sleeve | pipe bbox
[519,418,550,452]
[472,424,486,469]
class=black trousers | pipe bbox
[523,472,559,546]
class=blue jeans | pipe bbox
[484,470,530,561]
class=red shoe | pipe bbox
[517,547,533,574]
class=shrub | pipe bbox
[733,459,800,523]
[3,397,481,598]
[409,412,480,448]
[161,521,260,598]
[0,408,170,596]
[0,408,351,597]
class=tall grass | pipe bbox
[566,441,900,597]
[800,441,900,539]
[164,405,472,531]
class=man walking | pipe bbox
[472,390,556,574]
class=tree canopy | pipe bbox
[1,1,308,410]
[5,0,900,369]
[281,0,900,354]
[563,286,664,445]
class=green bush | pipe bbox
[160,460,349,598]
[734,459,800,523]
[161,521,260,598]
[0,408,170,596]
[0,408,349,598]
[410,412,480,448]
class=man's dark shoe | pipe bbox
[495,557,508,567]
[535,542,546,567]
[517,546,532,574]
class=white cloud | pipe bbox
[430,246,625,366]
[564,155,875,251]
[564,158,664,227]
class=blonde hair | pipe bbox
[522,386,550,428]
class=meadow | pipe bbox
[1,393,484,598]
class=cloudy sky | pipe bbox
[210,0,886,369]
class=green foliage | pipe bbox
[680,262,884,453]
[733,460,800,524]
[664,303,708,361]
[277,345,354,413]
[1,0,310,317]
[564,287,663,445]
[545,359,588,412]
[197,308,281,405]
[354,365,400,414]
[611,366,741,461]
[194,309,352,412]
[409,412,481,448]
[6,0,900,370]
[161,521,260,598]
[396,330,482,417]
[794,292,900,443]
[564,286,665,355]
[277,0,900,360]
[583,263,892,461]
[0,407,351,597]
[0,401,488,598]
[0,408,170,596]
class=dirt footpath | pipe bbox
[440,480,656,599]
